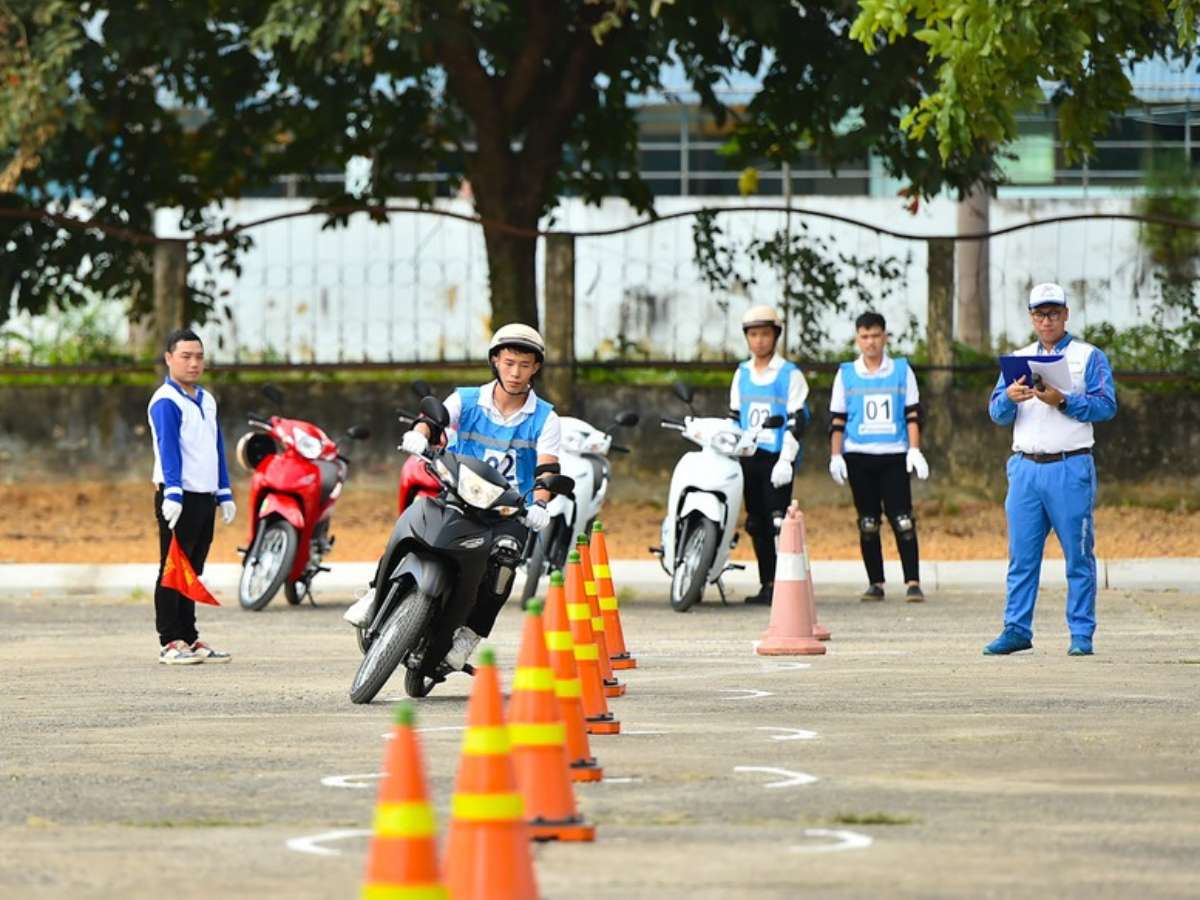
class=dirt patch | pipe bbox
[0,481,1197,565]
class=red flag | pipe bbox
[161,534,220,606]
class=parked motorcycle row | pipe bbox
[231,380,784,703]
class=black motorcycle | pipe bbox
[349,394,573,704]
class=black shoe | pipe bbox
[905,584,925,603]
[744,583,774,605]
[860,584,885,602]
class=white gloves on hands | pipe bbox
[770,458,794,488]
[161,497,183,530]
[828,454,848,486]
[524,503,550,533]
[220,500,237,525]
[401,430,429,455]
[906,447,930,480]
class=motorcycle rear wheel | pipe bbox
[238,520,297,611]
[349,585,434,704]
[670,517,718,613]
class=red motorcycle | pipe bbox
[396,381,443,516]
[236,386,370,611]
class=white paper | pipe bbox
[1027,357,1073,393]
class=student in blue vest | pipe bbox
[729,305,811,606]
[346,324,559,671]
[147,329,235,665]
[828,312,929,602]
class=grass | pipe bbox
[830,812,920,826]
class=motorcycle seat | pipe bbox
[315,459,346,504]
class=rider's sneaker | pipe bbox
[744,583,773,605]
[905,584,926,603]
[158,640,202,665]
[860,584,885,602]
[343,587,375,628]
[190,640,231,663]
[444,626,482,671]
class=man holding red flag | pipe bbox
[148,329,235,665]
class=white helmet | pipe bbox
[489,323,545,362]
[741,304,783,333]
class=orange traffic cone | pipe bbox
[508,599,596,842]
[443,648,539,900]
[757,503,826,656]
[590,521,636,669]
[577,534,625,698]
[565,550,620,734]
[361,703,446,900]
[542,570,604,782]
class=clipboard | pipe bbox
[999,354,1063,388]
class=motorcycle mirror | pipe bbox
[411,379,433,399]
[346,424,371,440]
[262,383,284,406]
[613,411,640,427]
[671,382,694,405]
[763,414,785,429]
[540,473,575,498]
[418,395,451,429]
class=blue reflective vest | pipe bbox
[454,387,553,501]
[840,358,910,448]
[737,360,797,455]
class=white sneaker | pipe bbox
[344,588,375,627]
[444,626,482,671]
[159,640,202,666]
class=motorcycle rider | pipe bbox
[729,305,810,606]
[344,324,559,670]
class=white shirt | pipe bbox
[830,353,920,455]
[1002,339,1103,454]
[443,381,561,457]
[728,353,810,462]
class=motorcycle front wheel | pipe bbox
[519,531,550,606]
[670,517,718,613]
[238,519,298,611]
[349,585,434,704]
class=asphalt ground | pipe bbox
[1,584,1198,899]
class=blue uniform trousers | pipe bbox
[1002,453,1098,640]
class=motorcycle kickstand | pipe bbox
[716,577,730,606]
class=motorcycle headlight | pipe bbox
[712,431,739,454]
[292,427,323,460]
[457,464,507,510]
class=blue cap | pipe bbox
[1028,282,1067,308]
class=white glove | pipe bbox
[770,458,794,488]
[828,454,848,486]
[161,497,183,530]
[906,447,930,480]
[220,500,237,525]
[524,503,550,533]
[401,430,429,455]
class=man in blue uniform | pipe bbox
[984,283,1117,656]
[729,305,810,606]
[828,312,929,602]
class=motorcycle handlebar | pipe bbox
[610,444,631,454]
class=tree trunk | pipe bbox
[479,222,540,331]
[955,184,991,351]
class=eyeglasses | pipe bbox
[1030,308,1064,321]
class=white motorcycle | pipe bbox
[650,383,783,612]
[520,411,640,604]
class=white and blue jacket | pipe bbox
[148,378,233,502]
[830,354,920,454]
[988,334,1117,453]
[448,384,557,502]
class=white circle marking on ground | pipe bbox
[321,772,382,789]
[384,725,466,739]
[790,829,874,853]
[286,828,372,857]
[761,662,813,671]
[733,766,819,788]
[719,688,774,700]
[601,777,644,784]
[621,730,669,735]
[757,727,819,741]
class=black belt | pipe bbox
[1020,448,1091,464]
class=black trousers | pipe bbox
[154,488,215,646]
[740,450,795,586]
[844,453,920,585]
[464,517,530,638]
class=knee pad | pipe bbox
[890,513,917,542]
[858,516,880,538]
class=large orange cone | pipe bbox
[565,550,620,734]
[443,648,539,900]
[591,521,636,669]
[361,703,446,900]
[542,571,604,782]
[577,534,625,698]
[508,600,596,842]
[757,503,826,656]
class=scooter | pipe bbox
[236,385,370,611]
[650,382,782,613]
[519,411,639,604]
[350,394,573,704]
